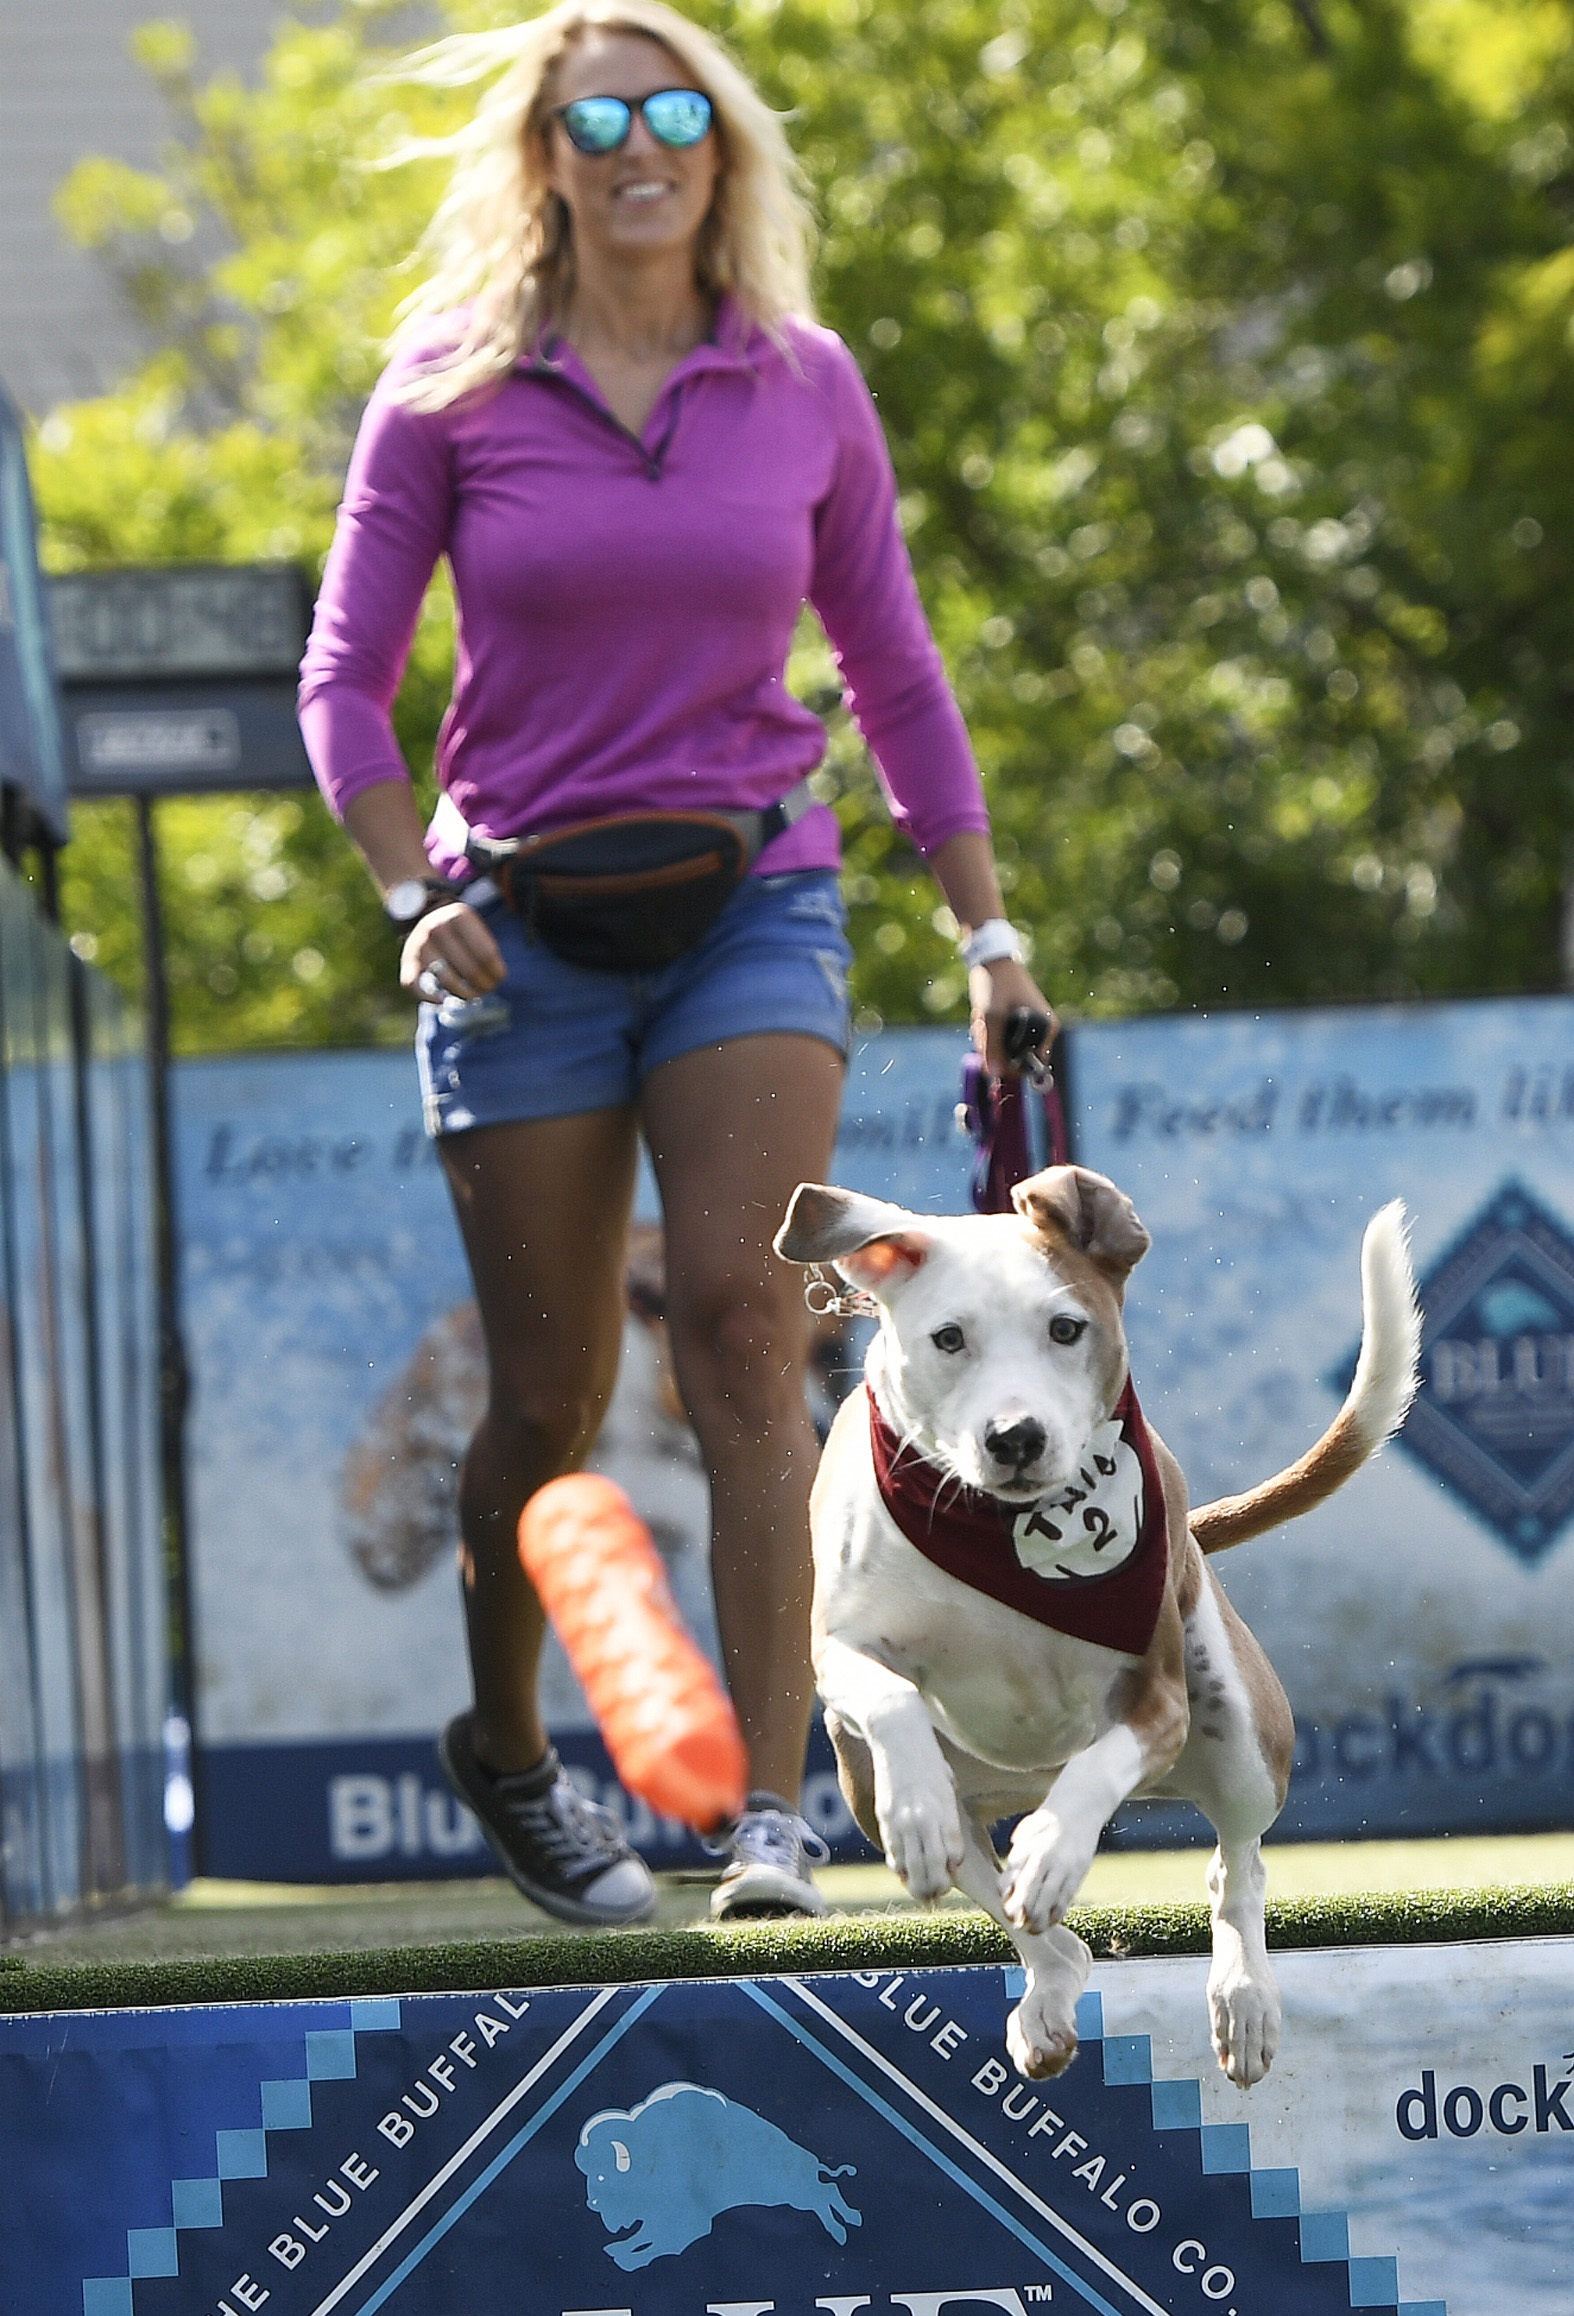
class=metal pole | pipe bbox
[67,941,129,1898]
[136,794,201,1872]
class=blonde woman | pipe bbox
[299,0,1054,1924]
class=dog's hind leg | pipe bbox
[1160,1570,1293,2091]
[951,1812,1091,2081]
[1204,1834,1277,2091]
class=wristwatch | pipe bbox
[384,875,455,930]
[959,917,1025,970]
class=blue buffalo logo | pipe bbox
[1358,1180,1574,1564]
[574,2081,861,2268]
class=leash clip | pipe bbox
[804,1267,877,1320]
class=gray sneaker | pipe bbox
[439,1714,656,1928]
[707,1790,830,1920]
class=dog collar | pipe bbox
[866,1378,1169,1657]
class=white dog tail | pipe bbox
[1191,1201,1421,1555]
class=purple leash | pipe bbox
[959,1007,1068,1215]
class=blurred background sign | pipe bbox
[49,562,313,796]
[1079,993,1574,1847]
[49,563,309,681]
[174,1005,1574,1882]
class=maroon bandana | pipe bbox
[867,1378,1169,1657]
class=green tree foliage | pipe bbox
[31,0,1574,1049]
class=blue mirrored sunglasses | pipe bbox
[555,88,713,155]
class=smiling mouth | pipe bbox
[968,1462,1045,1502]
[613,180,674,201]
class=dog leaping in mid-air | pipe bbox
[775,1165,1419,2089]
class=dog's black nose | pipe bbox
[984,1416,1047,1470]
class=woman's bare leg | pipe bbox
[439,1106,640,1772]
[641,1033,844,1799]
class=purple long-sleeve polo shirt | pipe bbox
[297,301,990,882]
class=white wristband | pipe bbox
[960,917,1024,970]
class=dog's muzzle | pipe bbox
[982,1415,1048,1486]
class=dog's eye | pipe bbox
[930,1323,966,1355]
[1048,1314,1087,1347]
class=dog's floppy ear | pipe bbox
[1013,1164,1151,1279]
[774,1183,931,1290]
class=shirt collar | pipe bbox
[524,293,765,385]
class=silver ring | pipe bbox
[417,964,448,1003]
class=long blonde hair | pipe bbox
[382,1,816,409]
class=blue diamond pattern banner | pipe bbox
[1392,1180,1574,1564]
[10,1949,1566,2316]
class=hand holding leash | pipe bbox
[1004,1006,1054,1087]
[969,953,1057,1077]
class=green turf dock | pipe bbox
[4,1834,1572,2016]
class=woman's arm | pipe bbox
[805,337,1054,1072]
[298,375,452,817]
[928,829,1057,1069]
[301,362,503,1001]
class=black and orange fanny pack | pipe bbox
[461,779,816,974]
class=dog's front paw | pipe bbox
[1208,1959,1281,2091]
[1000,1810,1095,1933]
[878,1785,964,1904]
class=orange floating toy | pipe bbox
[518,1472,749,1833]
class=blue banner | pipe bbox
[197,1718,859,1882]
[5,1948,1524,2315]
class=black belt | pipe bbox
[458,775,817,879]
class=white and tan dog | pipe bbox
[775,1165,1419,2090]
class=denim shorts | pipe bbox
[416,869,851,1135]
